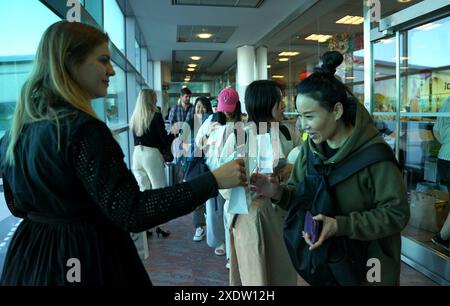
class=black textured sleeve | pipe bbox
[71,120,218,233]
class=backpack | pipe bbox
[283,142,399,286]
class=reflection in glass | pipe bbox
[106,63,127,127]
[113,131,130,168]
[0,0,59,137]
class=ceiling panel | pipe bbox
[172,50,223,81]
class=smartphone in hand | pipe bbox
[304,211,322,244]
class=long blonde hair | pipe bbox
[4,21,109,166]
[130,89,159,137]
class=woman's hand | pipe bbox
[249,169,282,200]
[278,163,293,182]
[212,159,247,189]
[303,214,338,251]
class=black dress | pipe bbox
[0,107,218,286]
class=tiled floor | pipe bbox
[143,212,440,286]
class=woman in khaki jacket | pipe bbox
[250,51,410,285]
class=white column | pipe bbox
[237,45,256,113]
[153,61,163,109]
[256,46,268,80]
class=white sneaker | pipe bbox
[193,227,205,241]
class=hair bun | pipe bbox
[315,51,343,76]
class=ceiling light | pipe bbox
[190,56,201,61]
[336,15,364,25]
[278,57,289,62]
[417,23,441,31]
[272,75,285,79]
[345,76,355,80]
[278,52,300,57]
[187,64,197,68]
[184,79,190,82]
[305,34,333,43]
[197,33,213,39]
[398,0,411,3]
[267,65,271,68]
[380,38,393,44]
[182,85,187,89]
[187,68,195,72]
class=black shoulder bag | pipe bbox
[283,143,399,286]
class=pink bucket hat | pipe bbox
[217,87,239,113]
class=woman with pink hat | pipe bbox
[195,87,243,266]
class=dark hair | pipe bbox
[245,80,283,125]
[180,87,192,95]
[296,51,357,125]
[212,102,242,125]
[194,96,213,115]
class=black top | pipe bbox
[0,106,218,286]
[133,112,175,150]
[322,142,339,159]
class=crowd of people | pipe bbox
[0,21,419,286]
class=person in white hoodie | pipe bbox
[195,88,243,263]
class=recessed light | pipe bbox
[278,58,289,62]
[278,52,300,57]
[190,56,201,61]
[267,65,271,68]
[187,68,195,72]
[272,75,285,79]
[345,76,355,80]
[398,0,411,3]
[187,64,197,68]
[305,34,333,43]
[197,33,213,39]
[336,15,364,25]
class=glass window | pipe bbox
[397,16,450,255]
[372,37,397,151]
[106,63,127,127]
[104,0,125,54]
[0,0,60,273]
[0,0,60,138]
[91,98,106,122]
[82,0,103,26]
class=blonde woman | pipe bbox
[0,21,246,286]
[130,89,174,238]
